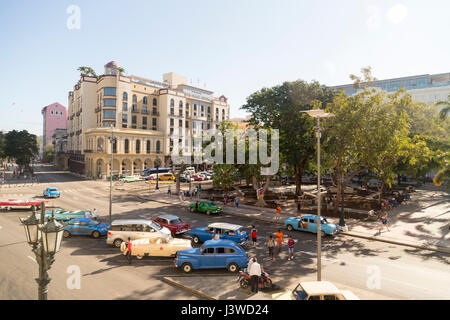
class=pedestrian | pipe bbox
[251,225,257,247]
[126,237,133,264]
[265,235,276,261]
[213,231,221,240]
[93,208,98,220]
[168,184,172,196]
[224,194,228,206]
[275,205,281,221]
[235,196,240,208]
[287,235,295,260]
[275,229,283,254]
[248,257,261,294]
[198,185,202,198]
[85,210,90,218]
[379,211,390,232]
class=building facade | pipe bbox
[67,61,230,178]
[331,72,450,105]
[41,102,67,153]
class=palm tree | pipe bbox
[435,94,450,119]
[77,66,98,78]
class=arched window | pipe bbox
[112,139,117,153]
[170,99,175,107]
[132,94,137,103]
[124,139,129,154]
[143,97,148,105]
[97,138,104,152]
[156,140,161,152]
[153,98,157,106]
[146,140,150,154]
[179,101,183,107]
[136,139,140,154]
[123,92,128,101]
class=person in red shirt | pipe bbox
[287,235,295,261]
[251,226,257,247]
[275,205,281,221]
[126,237,133,264]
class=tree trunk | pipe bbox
[295,165,303,197]
[378,182,385,205]
[333,176,341,215]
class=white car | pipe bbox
[120,237,192,258]
[272,281,359,300]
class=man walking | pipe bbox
[248,257,261,294]
[93,208,98,221]
[266,235,276,261]
[275,229,284,255]
[168,185,172,196]
[287,235,295,260]
[251,225,257,247]
[126,237,133,265]
[235,196,240,208]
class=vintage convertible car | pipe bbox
[284,214,338,236]
[0,199,49,210]
[120,237,192,259]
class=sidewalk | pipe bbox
[134,186,450,254]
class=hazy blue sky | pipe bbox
[1,0,449,136]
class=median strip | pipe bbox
[162,277,216,300]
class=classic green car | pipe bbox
[120,176,140,183]
[189,200,222,215]
[35,209,91,222]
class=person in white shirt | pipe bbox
[248,258,262,293]
[93,208,98,220]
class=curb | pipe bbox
[162,277,216,300]
[340,231,450,254]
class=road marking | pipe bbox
[27,256,36,263]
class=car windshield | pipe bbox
[321,218,328,224]
[170,218,182,224]
[151,222,162,230]
[293,284,308,300]
[48,188,57,191]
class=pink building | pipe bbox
[41,102,67,151]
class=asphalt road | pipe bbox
[0,164,449,300]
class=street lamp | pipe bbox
[303,108,335,281]
[108,124,117,224]
[339,176,347,230]
[20,202,64,300]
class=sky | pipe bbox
[0,0,449,136]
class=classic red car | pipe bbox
[0,199,49,210]
[151,215,190,236]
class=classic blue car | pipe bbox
[175,239,248,273]
[43,187,61,198]
[189,223,249,245]
[63,218,110,239]
[284,215,338,236]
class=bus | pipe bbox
[143,168,171,176]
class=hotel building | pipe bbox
[331,72,450,105]
[66,61,230,178]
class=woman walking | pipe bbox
[265,235,276,261]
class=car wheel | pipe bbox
[192,236,200,244]
[287,224,293,231]
[321,231,325,237]
[264,278,273,289]
[92,231,100,239]
[182,263,193,273]
[206,211,211,215]
[228,263,239,273]
[136,254,144,260]
[63,230,70,238]
[239,278,249,289]
[113,239,123,248]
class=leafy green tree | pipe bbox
[241,80,335,197]
[4,130,39,169]
[212,164,239,192]
[77,66,98,77]
[436,93,450,120]
[43,145,54,163]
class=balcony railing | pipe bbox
[152,111,160,116]
[131,108,139,113]
[141,109,149,114]
[83,149,93,153]
[95,107,101,113]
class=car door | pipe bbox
[222,229,236,242]
[200,247,216,268]
[308,218,317,233]
[215,247,228,268]
[299,218,308,231]
[78,221,91,235]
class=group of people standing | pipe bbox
[175,185,202,200]
[85,208,99,220]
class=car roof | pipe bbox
[203,239,239,247]
[72,218,91,222]
[157,215,179,220]
[111,219,154,225]
[48,187,58,189]
[299,281,341,295]
[208,223,242,230]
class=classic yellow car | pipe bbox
[272,281,359,300]
[120,237,192,258]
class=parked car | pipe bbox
[284,215,338,236]
[189,200,222,215]
[120,237,192,258]
[35,209,90,222]
[43,187,61,198]
[272,281,359,300]
[175,239,248,273]
[106,219,172,248]
[189,222,248,245]
[63,218,110,239]
[120,176,140,183]
[151,215,190,236]
[158,173,175,181]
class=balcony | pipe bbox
[95,106,101,113]
[152,111,160,116]
[83,149,93,153]
[141,109,149,115]
[169,112,183,118]
[76,130,82,135]
[69,114,74,120]
[131,108,139,113]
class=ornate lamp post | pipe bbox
[303,108,335,281]
[154,158,161,191]
[108,124,117,224]
[20,202,64,300]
